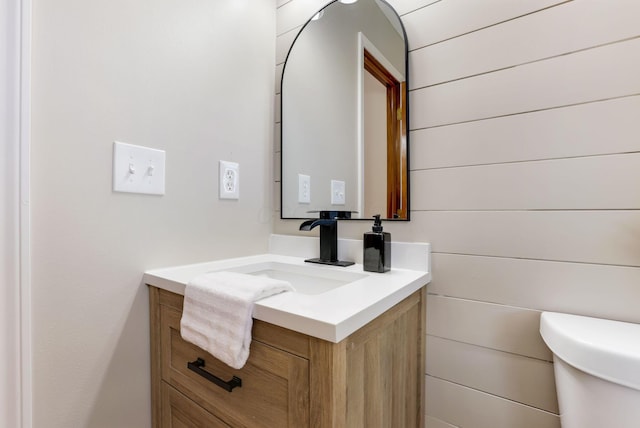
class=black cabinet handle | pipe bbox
[187,358,242,392]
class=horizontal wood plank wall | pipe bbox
[425,415,457,428]
[275,0,640,427]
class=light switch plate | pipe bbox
[219,160,239,199]
[331,180,345,205]
[113,141,166,195]
[298,174,311,203]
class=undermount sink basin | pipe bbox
[224,261,367,295]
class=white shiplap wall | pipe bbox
[275,1,640,426]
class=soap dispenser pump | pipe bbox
[363,214,391,273]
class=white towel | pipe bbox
[180,271,294,369]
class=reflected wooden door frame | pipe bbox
[364,49,406,219]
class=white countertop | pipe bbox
[143,235,431,343]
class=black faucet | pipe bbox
[299,211,354,267]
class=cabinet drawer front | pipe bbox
[157,288,310,359]
[160,305,310,428]
[161,382,229,428]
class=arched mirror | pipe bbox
[281,0,409,220]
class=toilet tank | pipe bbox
[540,312,640,428]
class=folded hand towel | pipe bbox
[180,271,294,369]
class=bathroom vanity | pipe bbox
[144,236,430,427]
[150,285,424,427]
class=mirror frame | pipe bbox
[280,0,410,221]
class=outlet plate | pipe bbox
[113,141,166,195]
[298,174,311,203]
[331,180,345,205]
[219,160,239,199]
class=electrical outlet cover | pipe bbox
[331,180,346,205]
[298,174,311,203]
[219,160,239,199]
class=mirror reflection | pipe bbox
[281,0,409,220]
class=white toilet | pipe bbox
[540,312,640,428]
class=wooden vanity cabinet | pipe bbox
[149,286,425,427]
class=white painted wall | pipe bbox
[29,0,275,426]
[275,1,640,426]
[1,0,22,425]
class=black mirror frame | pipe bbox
[279,0,410,221]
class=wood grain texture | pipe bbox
[156,288,310,356]
[150,286,162,428]
[309,338,347,428]
[308,289,425,427]
[343,288,424,427]
[151,287,425,427]
[161,305,309,427]
[153,288,311,427]
[161,383,229,428]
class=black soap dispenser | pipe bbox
[363,214,391,273]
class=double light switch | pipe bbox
[113,141,166,195]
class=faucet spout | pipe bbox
[298,211,354,267]
[299,218,336,231]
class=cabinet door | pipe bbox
[160,305,310,427]
[343,291,423,427]
[161,382,229,428]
